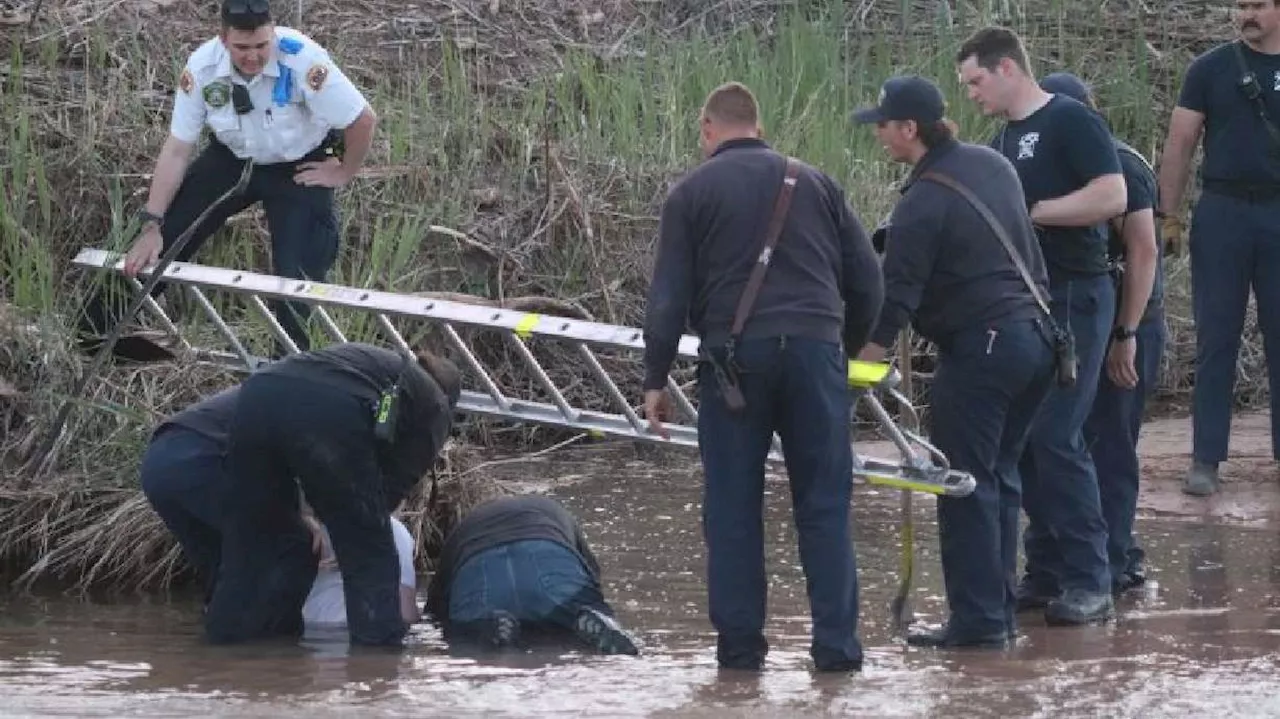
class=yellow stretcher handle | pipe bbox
[847,359,898,390]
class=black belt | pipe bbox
[1203,178,1280,203]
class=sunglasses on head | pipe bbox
[224,0,270,15]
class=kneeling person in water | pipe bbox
[425,495,640,655]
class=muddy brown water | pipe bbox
[2,417,1280,718]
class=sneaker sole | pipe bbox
[574,612,639,656]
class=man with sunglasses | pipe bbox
[78,0,376,356]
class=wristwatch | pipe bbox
[1112,326,1138,341]
[137,209,164,228]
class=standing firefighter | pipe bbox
[1040,72,1165,594]
[1158,0,1280,497]
[956,26,1127,626]
[640,81,884,672]
[204,342,460,647]
[78,0,377,355]
[853,75,1056,648]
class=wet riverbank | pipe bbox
[1,421,1279,718]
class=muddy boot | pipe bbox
[1182,460,1219,497]
[1044,589,1113,626]
[478,610,521,650]
[906,625,1008,649]
[573,607,640,656]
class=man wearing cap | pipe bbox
[640,81,883,672]
[77,0,377,356]
[1157,0,1280,497]
[853,75,1057,648]
[1039,72,1164,596]
[956,26,1127,626]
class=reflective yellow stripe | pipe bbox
[514,313,540,339]
[847,359,891,388]
[864,474,948,495]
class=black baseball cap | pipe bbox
[851,75,946,125]
[1039,72,1092,106]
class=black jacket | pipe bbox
[642,137,884,389]
[870,138,1049,349]
[257,342,457,507]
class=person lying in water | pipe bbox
[424,494,640,655]
[302,509,421,628]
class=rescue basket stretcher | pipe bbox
[70,247,976,498]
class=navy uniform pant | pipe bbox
[139,423,316,631]
[79,139,340,353]
[1083,309,1165,587]
[1189,190,1280,464]
[1020,273,1116,596]
[695,335,862,671]
[204,372,407,647]
[929,318,1055,639]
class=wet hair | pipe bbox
[416,350,462,407]
[918,118,958,149]
[220,0,273,33]
[702,81,760,127]
[956,26,1031,75]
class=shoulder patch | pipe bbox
[278,36,304,55]
[203,81,230,108]
[306,63,329,92]
[179,68,194,94]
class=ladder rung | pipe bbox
[69,248,976,498]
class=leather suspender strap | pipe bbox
[727,156,802,346]
[917,170,1054,318]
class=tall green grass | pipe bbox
[0,1,1223,468]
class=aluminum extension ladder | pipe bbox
[70,247,975,498]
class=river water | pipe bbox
[1,444,1278,717]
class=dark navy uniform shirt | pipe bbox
[642,138,884,390]
[871,137,1048,349]
[1178,40,1280,185]
[991,94,1122,282]
[1111,141,1165,321]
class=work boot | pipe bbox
[906,625,1008,649]
[1182,460,1219,496]
[1014,577,1057,612]
[1044,588,1113,626]
[573,607,640,656]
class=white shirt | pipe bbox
[170,26,368,164]
[302,516,417,627]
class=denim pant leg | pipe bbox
[1086,311,1166,582]
[1190,193,1253,464]
[139,425,230,594]
[447,540,600,632]
[696,337,782,666]
[1020,274,1115,595]
[931,320,1054,638]
[772,337,861,667]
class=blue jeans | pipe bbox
[1190,191,1280,463]
[1085,310,1166,583]
[1020,274,1116,596]
[139,424,230,599]
[696,335,861,670]
[930,318,1055,638]
[448,539,606,632]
